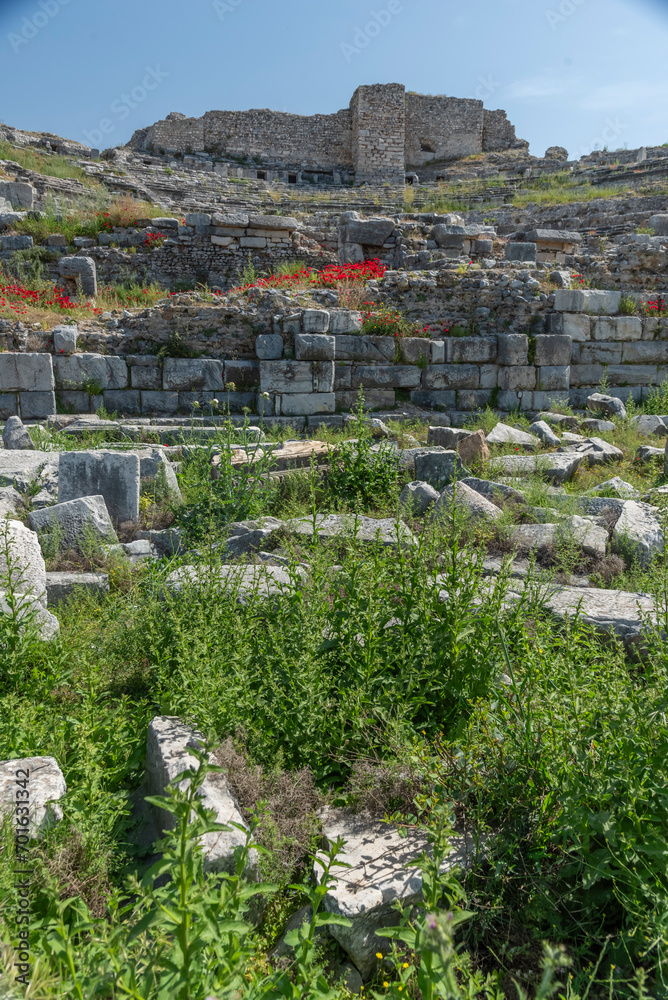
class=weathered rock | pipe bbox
[561,437,624,466]
[460,477,527,505]
[136,448,182,501]
[631,414,667,438]
[0,520,47,606]
[270,905,327,960]
[29,495,117,553]
[399,481,439,517]
[426,426,471,449]
[412,449,469,489]
[145,716,259,876]
[586,393,626,420]
[486,422,539,450]
[540,584,657,653]
[45,571,109,606]
[513,515,607,558]
[52,324,78,355]
[135,527,185,556]
[0,485,21,518]
[165,563,305,601]
[0,592,59,640]
[338,962,364,994]
[0,756,66,837]
[588,477,639,499]
[2,416,34,451]
[580,418,615,433]
[457,429,490,465]
[529,420,561,446]
[637,445,665,463]
[537,412,579,429]
[58,450,140,523]
[612,500,663,567]
[222,517,285,557]
[287,514,416,548]
[431,482,502,523]
[489,452,581,484]
[317,807,473,980]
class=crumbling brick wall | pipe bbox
[405,93,484,166]
[482,109,527,152]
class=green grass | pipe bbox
[0,141,93,185]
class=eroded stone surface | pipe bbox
[287,513,416,547]
[486,422,539,449]
[165,563,304,600]
[0,756,66,836]
[431,481,502,523]
[489,452,581,484]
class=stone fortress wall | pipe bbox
[130,84,526,184]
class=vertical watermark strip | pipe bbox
[13,765,32,987]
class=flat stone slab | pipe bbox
[489,453,582,484]
[560,437,624,466]
[512,515,607,558]
[29,495,117,552]
[287,514,416,547]
[45,572,109,607]
[486,422,539,450]
[0,450,59,498]
[0,756,66,837]
[612,500,663,567]
[146,716,258,876]
[540,585,657,652]
[317,807,473,980]
[165,563,304,601]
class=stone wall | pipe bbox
[147,115,205,154]
[405,94,483,166]
[351,84,406,185]
[482,109,526,152]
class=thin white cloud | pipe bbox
[580,79,668,111]
[504,74,584,100]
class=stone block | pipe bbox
[428,427,472,449]
[52,325,78,355]
[344,217,394,245]
[185,212,211,227]
[0,756,66,838]
[414,450,468,489]
[498,366,537,391]
[59,255,97,297]
[295,333,335,361]
[178,392,214,412]
[56,390,89,413]
[240,237,266,248]
[260,361,313,394]
[314,361,334,393]
[446,337,497,364]
[279,393,335,416]
[554,289,622,314]
[649,214,668,235]
[456,390,494,410]
[400,338,431,364]
[335,336,395,362]
[58,450,140,523]
[497,390,534,411]
[0,519,47,606]
[479,364,499,388]
[162,358,224,391]
[574,342,622,365]
[0,394,18,419]
[46,572,109,606]
[211,212,249,227]
[537,366,570,391]
[224,359,260,388]
[140,391,178,415]
[410,390,457,409]
[329,310,362,334]
[248,214,299,230]
[497,334,528,366]
[0,180,35,208]
[130,365,161,389]
[102,389,141,415]
[592,316,642,341]
[431,341,445,363]
[562,314,591,341]
[255,333,283,360]
[302,309,330,333]
[607,365,659,386]
[54,354,127,391]
[534,335,571,367]
[622,341,668,364]
[432,225,466,249]
[533,390,571,411]
[421,365,479,390]
[334,365,351,391]
[352,365,421,390]
[339,242,364,264]
[336,390,395,410]
[570,364,605,387]
[19,391,56,419]
[0,234,33,251]
[29,495,117,552]
[211,235,233,247]
[505,242,536,262]
[0,353,54,392]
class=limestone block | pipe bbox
[52,325,78,356]
[648,214,668,236]
[457,429,490,465]
[130,365,161,389]
[288,514,415,548]
[446,337,497,364]
[224,360,260,388]
[432,225,466,249]
[431,341,445,363]
[146,716,259,877]
[427,427,471,449]
[256,334,283,360]
[480,364,499,388]
[607,365,659,386]
[592,317,642,342]
[496,390,534,411]
[538,366,570,391]
[19,391,56,419]
[302,309,330,333]
[534,335,571,367]
[498,366,536,391]
[339,242,364,264]
[0,181,35,208]
[621,341,668,364]
[410,389,457,409]
[59,256,97,297]
[329,310,362,334]
[2,416,34,451]
[529,420,561,446]
[421,365,479,390]
[490,452,582,483]
[0,394,18,419]
[334,336,395,362]
[58,450,140,523]
[570,364,605,387]
[46,571,109,606]
[279,393,335,416]
[0,354,54,392]
[29,495,117,552]
[574,342,622,365]
[587,392,627,419]
[554,289,622,314]
[141,391,179,415]
[562,314,591,342]
[352,365,420,390]
[260,361,313,394]
[54,354,126,391]
[211,235,233,247]
[457,390,494,410]
[0,757,66,837]
[248,214,299,230]
[505,242,536,262]
[336,389,395,410]
[399,481,439,516]
[240,237,266,248]
[102,390,141,415]
[185,212,211,227]
[211,213,249,227]
[344,217,394,245]
[487,423,539,449]
[612,501,663,567]
[162,358,224,391]
[314,361,334,393]
[400,338,431,364]
[0,520,47,606]
[432,481,500,523]
[413,450,468,490]
[0,234,33,251]
[497,334,528,366]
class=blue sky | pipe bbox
[1,0,667,160]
